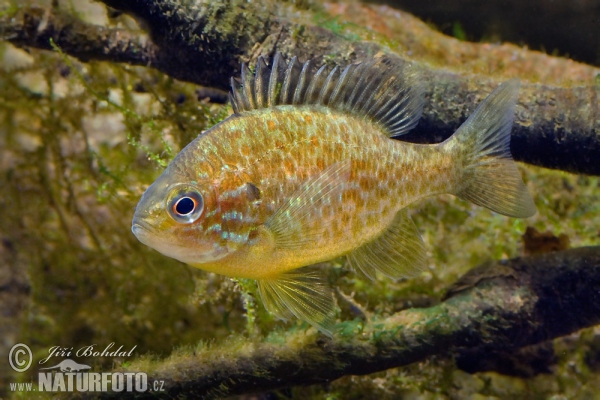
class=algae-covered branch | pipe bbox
[83,247,600,399]
[2,0,599,174]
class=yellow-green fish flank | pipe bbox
[132,54,536,335]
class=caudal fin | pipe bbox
[447,79,536,218]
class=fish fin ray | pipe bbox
[241,63,256,110]
[229,53,425,137]
[293,60,312,105]
[281,56,302,104]
[228,91,239,114]
[305,65,328,103]
[257,267,335,336]
[254,57,271,108]
[448,79,536,218]
[318,65,339,104]
[267,53,287,107]
[265,160,352,249]
[347,209,427,280]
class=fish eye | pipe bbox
[167,187,204,224]
[174,197,196,215]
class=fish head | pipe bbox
[131,167,232,266]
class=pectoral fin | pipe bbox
[265,160,351,250]
[256,267,336,336]
[347,209,427,280]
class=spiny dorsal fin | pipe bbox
[230,53,425,137]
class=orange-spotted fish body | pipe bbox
[132,54,536,335]
[176,106,454,279]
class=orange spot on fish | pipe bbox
[316,158,325,170]
[240,145,251,156]
[304,115,313,123]
[267,120,276,130]
[283,159,295,172]
[341,211,351,225]
[349,169,358,180]
[359,177,374,191]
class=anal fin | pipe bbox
[256,267,336,336]
[347,209,427,280]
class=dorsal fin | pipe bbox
[229,53,425,137]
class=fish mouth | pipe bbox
[131,219,153,240]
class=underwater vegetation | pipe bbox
[0,0,599,398]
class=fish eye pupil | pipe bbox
[175,197,195,215]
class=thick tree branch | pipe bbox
[1,6,157,64]
[79,246,600,399]
[2,2,599,175]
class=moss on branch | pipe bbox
[1,0,599,174]
[1,6,157,64]
[74,247,600,399]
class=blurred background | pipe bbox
[368,0,600,66]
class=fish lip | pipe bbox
[131,219,152,238]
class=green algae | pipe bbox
[313,13,362,42]
[0,41,238,379]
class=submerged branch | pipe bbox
[1,6,157,65]
[1,1,599,175]
[84,246,600,399]
[0,0,600,174]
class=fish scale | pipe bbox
[198,107,426,252]
[132,54,536,335]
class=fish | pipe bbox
[132,53,536,336]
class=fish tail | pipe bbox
[446,79,536,218]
